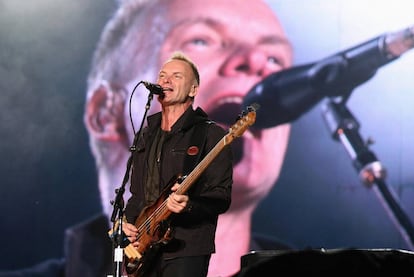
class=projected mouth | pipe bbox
[208,101,246,165]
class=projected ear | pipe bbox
[189,85,198,98]
[85,82,126,141]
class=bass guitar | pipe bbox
[121,105,257,277]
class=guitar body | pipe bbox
[125,180,176,277]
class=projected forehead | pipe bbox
[159,0,292,67]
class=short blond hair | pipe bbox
[168,51,200,86]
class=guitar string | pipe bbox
[135,148,216,236]
[134,116,251,238]
[135,139,224,237]
[126,145,223,257]
[125,115,253,257]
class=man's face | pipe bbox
[157,59,197,106]
[155,0,293,201]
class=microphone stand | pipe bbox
[109,90,157,277]
[322,98,414,250]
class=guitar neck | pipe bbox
[176,134,231,195]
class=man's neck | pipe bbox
[161,102,191,131]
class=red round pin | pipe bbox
[187,146,199,156]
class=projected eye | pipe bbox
[267,56,286,69]
[267,56,281,65]
[189,38,208,46]
[261,54,287,74]
[265,49,291,69]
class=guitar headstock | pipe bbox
[227,104,259,139]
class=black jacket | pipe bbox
[125,106,233,258]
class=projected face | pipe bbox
[88,0,292,221]
[86,0,294,276]
[156,0,293,203]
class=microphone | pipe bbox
[141,81,165,96]
[243,25,414,129]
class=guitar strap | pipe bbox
[182,120,213,177]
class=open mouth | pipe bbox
[208,101,248,165]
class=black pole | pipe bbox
[322,99,414,250]
[109,83,157,277]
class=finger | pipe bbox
[125,223,138,232]
[174,194,188,204]
[170,183,180,191]
[167,199,179,212]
